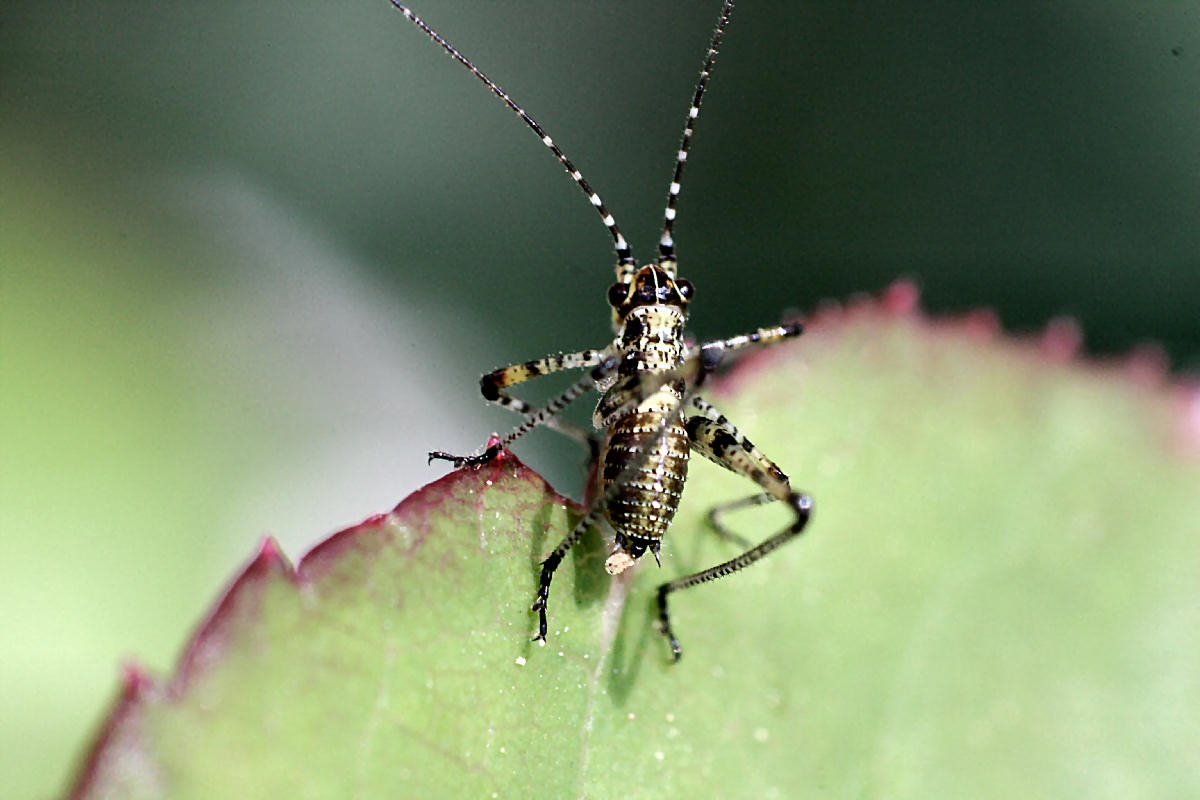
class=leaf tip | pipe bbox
[1039,316,1083,362]
[171,537,295,693]
[119,661,154,700]
[881,278,920,316]
[255,535,283,565]
[65,662,156,800]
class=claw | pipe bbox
[668,632,682,662]
[657,619,683,662]
[531,584,550,643]
[656,586,683,662]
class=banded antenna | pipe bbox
[658,0,734,272]
[387,2,634,268]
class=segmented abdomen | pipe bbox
[601,385,690,544]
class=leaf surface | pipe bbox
[70,296,1200,799]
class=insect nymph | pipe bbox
[392,0,813,660]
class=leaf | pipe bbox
[68,290,1200,799]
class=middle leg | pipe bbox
[429,348,616,467]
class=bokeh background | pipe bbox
[3,2,1199,797]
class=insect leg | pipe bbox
[686,395,797,554]
[654,396,813,661]
[480,390,597,457]
[531,387,688,644]
[692,321,804,371]
[705,493,772,549]
[429,349,614,467]
[530,502,605,646]
[612,321,800,405]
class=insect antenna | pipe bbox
[658,0,735,274]
[388,2,634,270]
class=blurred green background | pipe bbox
[3,2,1199,797]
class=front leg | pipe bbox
[428,348,613,467]
[588,319,803,425]
[686,321,806,383]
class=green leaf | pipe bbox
[69,296,1200,799]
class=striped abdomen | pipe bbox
[601,382,690,571]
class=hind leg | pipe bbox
[655,397,814,660]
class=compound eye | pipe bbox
[607,281,628,307]
[677,278,695,300]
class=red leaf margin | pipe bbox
[64,446,571,800]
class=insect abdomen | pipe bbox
[601,384,690,572]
